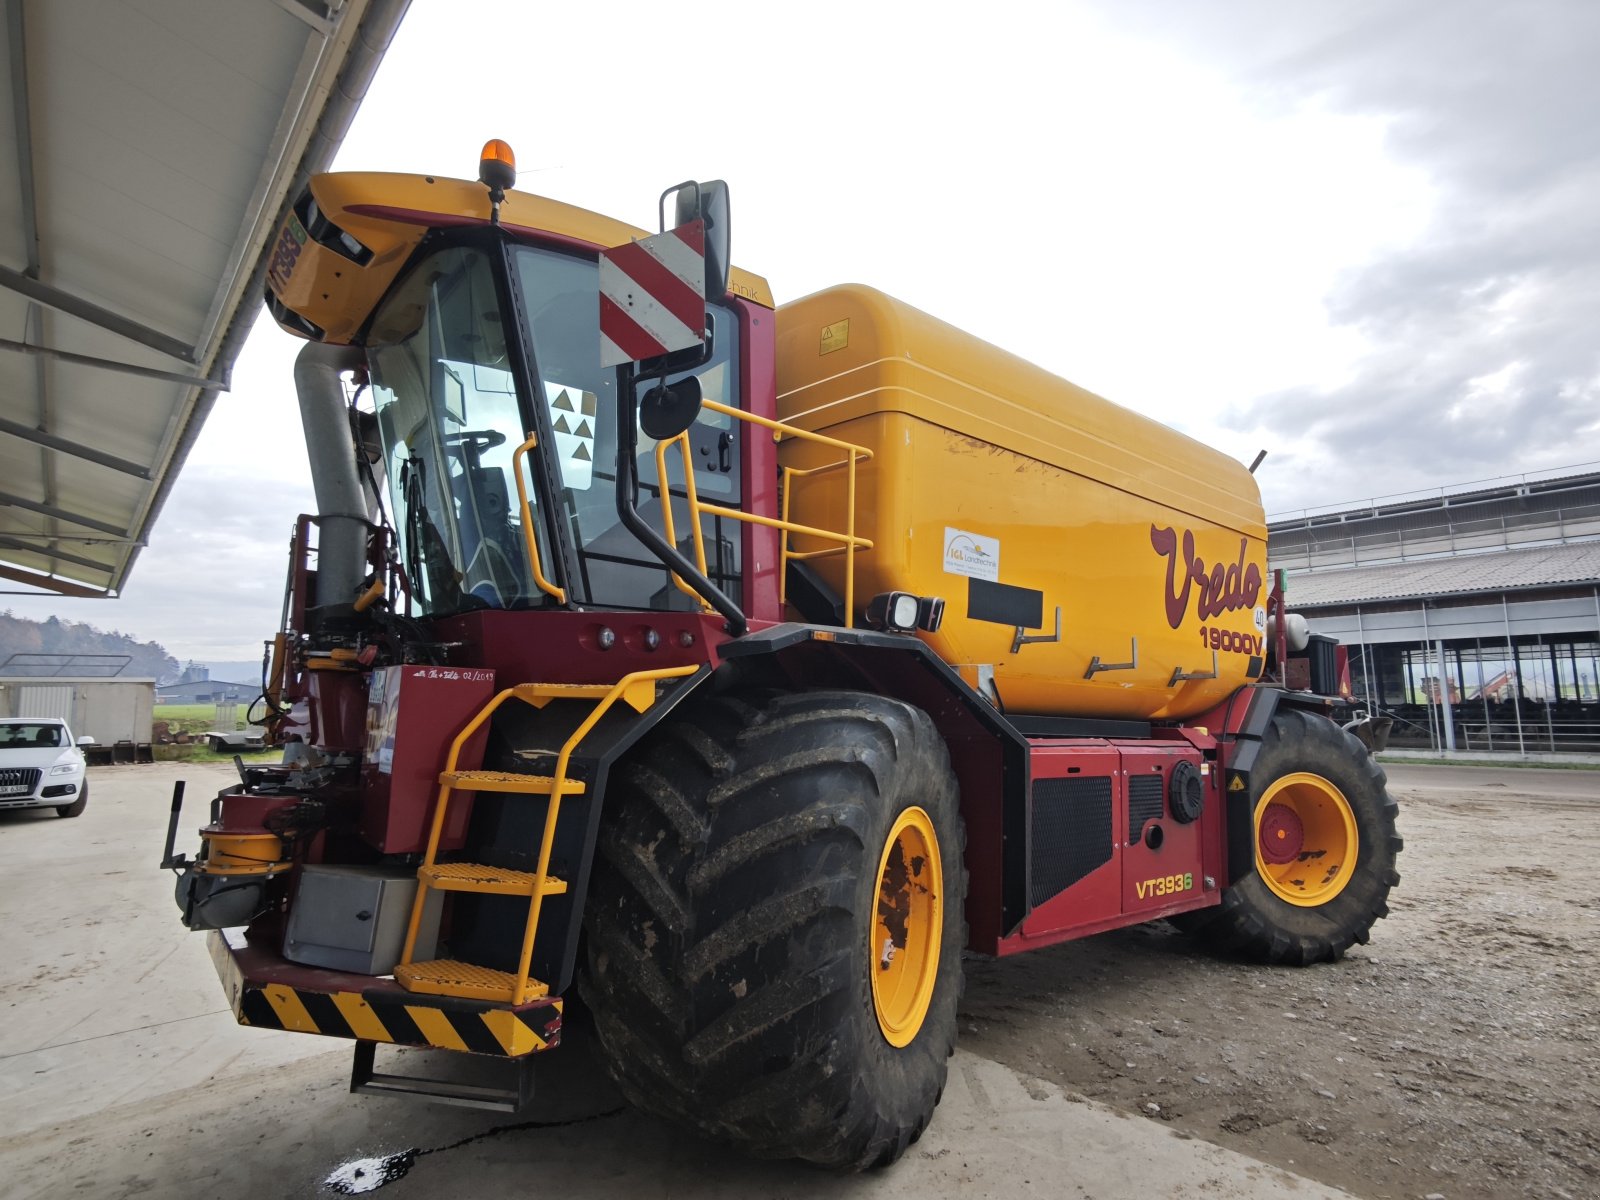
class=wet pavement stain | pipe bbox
[323,1106,625,1193]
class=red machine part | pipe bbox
[359,664,497,854]
[995,736,1224,955]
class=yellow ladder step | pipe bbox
[396,959,550,1003]
[520,683,620,700]
[419,862,569,897]
[514,679,661,714]
[440,769,585,795]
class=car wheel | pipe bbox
[55,781,88,819]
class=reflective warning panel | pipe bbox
[544,383,597,489]
[599,220,706,367]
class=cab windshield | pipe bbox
[364,241,742,618]
[368,246,535,614]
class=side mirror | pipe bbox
[639,376,703,440]
[673,180,730,301]
[76,736,95,746]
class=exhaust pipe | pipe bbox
[294,341,369,611]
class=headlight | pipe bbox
[49,761,79,776]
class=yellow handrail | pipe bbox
[511,433,568,604]
[651,400,875,628]
[654,434,712,609]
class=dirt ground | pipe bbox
[958,763,1600,1200]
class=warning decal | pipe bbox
[545,383,597,490]
[943,527,1000,581]
[820,318,850,356]
[598,221,707,367]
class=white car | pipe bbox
[0,718,92,818]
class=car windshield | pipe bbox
[0,723,63,748]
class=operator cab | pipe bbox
[360,222,743,618]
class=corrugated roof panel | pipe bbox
[1279,542,1600,608]
[1,0,410,597]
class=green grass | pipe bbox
[153,703,219,722]
[154,702,257,735]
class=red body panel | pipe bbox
[734,296,783,625]
[1117,742,1214,914]
[360,665,497,854]
[427,609,767,681]
[303,668,368,752]
[1013,742,1125,943]
[995,735,1225,956]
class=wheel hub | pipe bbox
[1253,772,1359,907]
[1258,802,1304,864]
[871,807,942,1048]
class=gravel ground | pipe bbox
[957,763,1600,1200]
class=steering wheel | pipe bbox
[445,429,507,455]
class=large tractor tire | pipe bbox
[1178,706,1401,965]
[580,690,966,1170]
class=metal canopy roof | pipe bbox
[0,0,408,598]
[1281,542,1600,609]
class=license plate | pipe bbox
[0,784,27,795]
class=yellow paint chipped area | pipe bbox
[482,1009,548,1056]
[261,984,319,1033]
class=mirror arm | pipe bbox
[613,362,746,635]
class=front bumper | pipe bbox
[207,929,563,1057]
[0,775,80,810]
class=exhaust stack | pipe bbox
[293,341,369,613]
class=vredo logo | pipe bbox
[1149,525,1263,630]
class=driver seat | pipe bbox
[454,467,525,605]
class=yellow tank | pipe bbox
[774,285,1269,722]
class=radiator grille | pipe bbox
[0,767,41,792]
[1030,776,1113,907]
[1128,774,1165,843]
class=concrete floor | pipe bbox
[0,763,1351,1199]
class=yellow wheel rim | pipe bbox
[1254,772,1359,907]
[870,806,943,1048]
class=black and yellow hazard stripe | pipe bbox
[235,981,561,1056]
[205,929,562,1056]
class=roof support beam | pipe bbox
[7,0,40,277]
[0,414,154,479]
[0,534,111,574]
[270,0,336,35]
[0,337,230,392]
[0,563,111,598]
[0,266,198,363]
[0,490,130,537]
[0,532,142,545]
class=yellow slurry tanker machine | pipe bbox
[164,143,1400,1169]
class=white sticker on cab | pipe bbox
[943,527,1000,581]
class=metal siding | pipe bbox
[78,681,155,744]
[1307,596,1599,646]
[18,684,73,721]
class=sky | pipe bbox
[9,0,1600,661]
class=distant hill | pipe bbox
[0,612,180,683]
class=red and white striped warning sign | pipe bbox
[598,220,706,368]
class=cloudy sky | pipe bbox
[10,0,1600,661]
